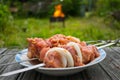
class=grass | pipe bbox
[0,16,120,48]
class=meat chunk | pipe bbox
[44,51,63,68]
[27,34,100,67]
[46,34,81,47]
[79,44,99,64]
[27,38,49,62]
[61,45,84,66]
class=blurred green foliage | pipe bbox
[2,0,84,17]
[0,4,13,31]
[95,0,120,29]
[1,0,120,17]
[0,17,120,48]
[0,0,120,48]
[96,0,120,16]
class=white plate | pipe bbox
[15,49,106,76]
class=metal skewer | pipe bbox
[86,40,101,43]
[97,42,115,49]
[0,41,111,66]
[0,58,38,67]
[0,40,117,67]
[94,41,106,46]
[0,41,106,67]
[0,39,119,77]
[97,39,120,49]
[0,63,45,77]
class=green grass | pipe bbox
[0,17,120,48]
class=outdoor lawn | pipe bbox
[0,0,120,48]
[0,16,120,48]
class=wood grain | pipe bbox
[0,47,120,80]
[0,49,23,80]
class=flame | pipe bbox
[53,4,65,18]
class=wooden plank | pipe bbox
[0,49,23,80]
[17,64,113,80]
[57,76,68,80]
[17,70,37,80]
[0,49,17,59]
[36,64,113,80]
[6,48,19,55]
[0,60,23,80]
[40,74,58,80]
[99,47,120,80]
[35,72,43,80]
[0,47,120,80]
[81,65,112,80]
[0,49,14,67]
[0,49,18,69]
[15,73,25,80]
[111,47,120,55]
[67,47,120,80]
[68,72,83,80]
[0,48,7,54]
[0,48,8,58]
[109,47,120,65]
[104,47,120,65]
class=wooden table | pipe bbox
[0,47,120,80]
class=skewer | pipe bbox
[0,39,119,77]
[97,42,115,49]
[86,40,101,43]
[94,42,106,46]
[0,39,119,67]
[97,39,120,49]
[0,40,107,56]
[0,42,107,66]
[94,41,106,46]
[0,58,38,67]
[0,63,45,77]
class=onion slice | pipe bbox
[67,42,82,62]
[45,47,74,67]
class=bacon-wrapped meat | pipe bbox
[27,34,100,68]
[46,34,80,47]
[27,34,80,61]
[27,38,50,62]
[43,42,100,68]
[44,47,74,68]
